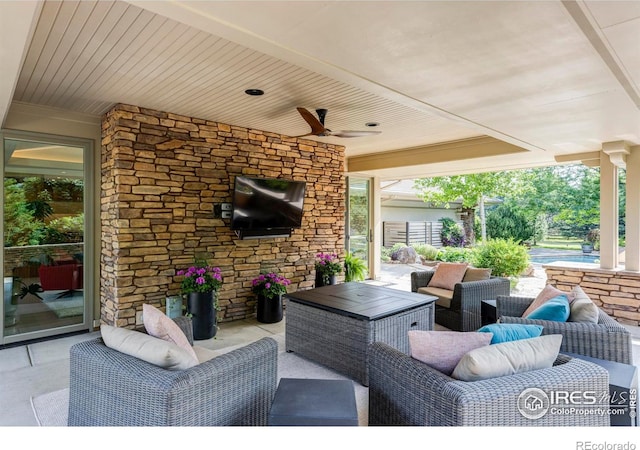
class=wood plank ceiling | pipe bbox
[6,0,640,179]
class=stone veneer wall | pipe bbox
[544,263,640,326]
[101,104,345,327]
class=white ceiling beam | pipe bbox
[602,140,630,169]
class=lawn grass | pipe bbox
[534,237,582,251]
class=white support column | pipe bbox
[371,177,382,281]
[626,146,640,272]
[599,151,619,269]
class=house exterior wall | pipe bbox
[101,104,345,328]
[381,202,459,222]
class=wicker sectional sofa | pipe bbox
[411,270,510,331]
[368,341,610,426]
[68,317,278,426]
[496,294,633,364]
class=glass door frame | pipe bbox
[1,129,95,345]
[346,176,373,279]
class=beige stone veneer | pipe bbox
[101,104,345,328]
[545,263,640,327]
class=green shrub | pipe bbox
[485,204,533,243]
[42,214,84,243]
[413,243,439,261]
[471,238,530,277]
[439,217,465,247]
[47,213,84,234]
[436,246,473,263]
[380,247,392,262]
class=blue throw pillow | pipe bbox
[477,323,544,344]
[526,294,570,322]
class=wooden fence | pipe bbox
[383,221,443,247]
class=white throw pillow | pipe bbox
[142,303,198,361]
[568,286,599,323]
[408,330,493,375]
[101,324,198,370]
[450,334,563,381]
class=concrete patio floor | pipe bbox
[0,261,638,428]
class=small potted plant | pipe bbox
[344,252,368,282]
[252,272,291,323]
[177,265,223,339]
[582,229,599,254]
[314,252,342,287]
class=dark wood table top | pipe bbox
[285,282,436,320]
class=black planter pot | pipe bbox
[256,294,283,323]
[315,272,337,288]
[186,291,217,340]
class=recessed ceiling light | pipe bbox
[245,89,264,96]
[365,122,379,127]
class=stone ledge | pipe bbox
[544,263,640,327]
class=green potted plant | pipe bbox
[177,265,223,339]
[344,252,368,282]
[251,272,291,323]
[314,252,342,287]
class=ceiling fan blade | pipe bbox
[294,107,381,138]
[330,130,382,138]
[290,132,317,138]
[296,107,327,136]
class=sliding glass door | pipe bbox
[346,177,371,274]
[1,132,90,344]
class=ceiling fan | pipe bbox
[294,107,381,138]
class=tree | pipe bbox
[501,166,569,244]
[498,165,606,242]
[4,179,44,246]
[485,203,533,243]
[414,172,522,244]
[549,165,600,238]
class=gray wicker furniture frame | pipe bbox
[68,317,278,426]
[497,295,633,365]
[285,283,435,386]
[411,271,510,332]
[368,342,610,426]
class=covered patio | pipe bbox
[1,262,637,427]
[0,0,639,438]
[1,0,638,343]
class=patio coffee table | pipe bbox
[285,282,436,386]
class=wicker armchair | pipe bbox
[411,271,510,331]
[368,341,610,426]
[496,295,633,365]
[68,317,278,426]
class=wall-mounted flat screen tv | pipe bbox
[231,176,306,230]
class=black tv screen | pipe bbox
[231,176,306,230]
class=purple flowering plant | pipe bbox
[177,265,223,294]
[315,252,342,284]
[252,272,291,300]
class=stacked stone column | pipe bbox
[101,104,345,327]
